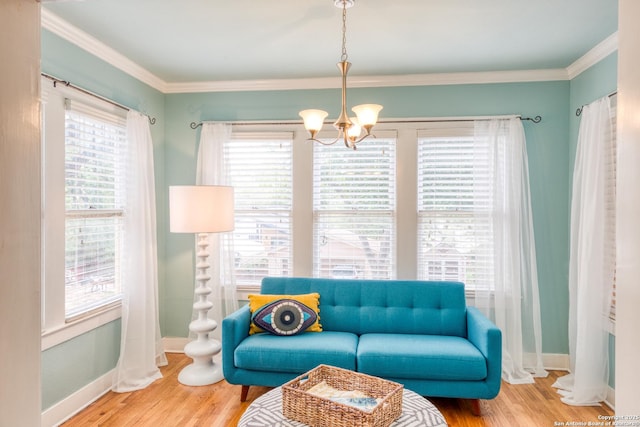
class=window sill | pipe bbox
[41,303,122,351]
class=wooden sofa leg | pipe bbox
[469,399,482,416]
[240,385,250,402]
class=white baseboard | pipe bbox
[542,353,571,371]
[162,336,189,353]
[522,352,570,371]
[605,386,615,410]
[41,369,115,427]
[162,337,222,366]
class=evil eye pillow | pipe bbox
[248,293,322,336]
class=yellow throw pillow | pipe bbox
[248,293,322,335]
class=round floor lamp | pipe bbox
[169,185,234,386]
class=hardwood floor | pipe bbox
[63,353,614,426]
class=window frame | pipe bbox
[415,122,495,294]
[312,130,398,280]
[230,124,311,300]
[225,131,295,288]
[63,100,127,320]
[41,78,124,349]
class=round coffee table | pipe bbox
[238,387,448,427]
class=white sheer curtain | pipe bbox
[112,110,167,392]
[553,96,614,405]
[474,117,547,384]
[194,122,239,342]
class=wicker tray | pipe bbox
[282,365,403,427]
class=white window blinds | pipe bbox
[313,136,396,280]
[64,99,127,318]
[224,133,293,286]
[417,126,494,289]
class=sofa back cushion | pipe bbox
[260,277,467,337]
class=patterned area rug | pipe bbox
[239,387,448,427]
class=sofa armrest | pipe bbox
[222,304,251,380]
[466,306,502,397]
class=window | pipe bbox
[313,136,396,279]
[64,100,126,318]
[417,126,494,290]
[222,119,537,294]
[41,78,128,344]
[225,133,293,286]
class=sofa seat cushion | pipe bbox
[235,331,358,374]
[357,334,487,381]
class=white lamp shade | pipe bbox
[299,109,329,132]
[169,185,235,233]
[351,104,383,127]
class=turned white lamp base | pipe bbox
[178,232,225,386]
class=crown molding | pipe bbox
[357,69,570,87]
[41,9,167,92]
[164,77,338,94]
[164,68,570,93]
[566,31,619,80]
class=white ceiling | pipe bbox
[42,0,618,87]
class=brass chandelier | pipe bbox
[299,0,382,150]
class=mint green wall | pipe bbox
[40,29,166,411]
[41,320,121,410]
[164,81,572,354]
[568,52,618,389]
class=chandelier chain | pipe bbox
[341,2,348,62]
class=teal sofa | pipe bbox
[222,277,502,410]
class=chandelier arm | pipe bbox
[305,135,342,146]
[343,133,353,149]
[351,132,377,147]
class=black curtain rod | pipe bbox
[41,73,156,125]
[575,91,618,117]
[189,115,542,129]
